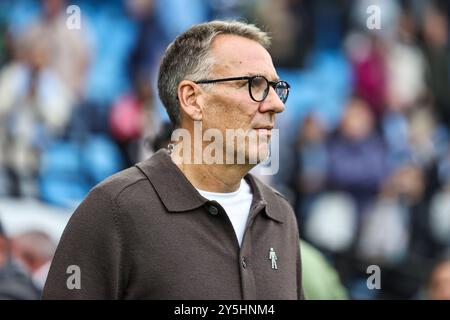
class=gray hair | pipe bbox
[157,20,271,128]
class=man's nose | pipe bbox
[259,86,285,114]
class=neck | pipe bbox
[171,154,252,193]
[169,122,258,192]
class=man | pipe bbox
[42,20,303,299]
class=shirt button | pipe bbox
[241,258,247,269]
[208,205,219,216]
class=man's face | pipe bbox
[199,34,285,165]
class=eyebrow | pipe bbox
[245,73,281,82]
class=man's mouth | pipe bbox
[253,126,273,135]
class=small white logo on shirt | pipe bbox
[268,248,278,270]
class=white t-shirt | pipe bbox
[197,179,253,247]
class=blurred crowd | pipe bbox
[1,0,450,299]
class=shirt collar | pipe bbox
[135,149,285,223]
[245,174,285,224]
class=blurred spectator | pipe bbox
[252,0,311,68]
[382,104,448,187]
[294,113,328,223]
[127,0,168,82]
[347,34,388,117]
[11,230,56,291]
[0,30,73,197]
[327,97,387,216]
[0,221,6,270]
[421,2,450,128]
[16,0,91,99]
[426,254,450,300]
[357,165,422,265]
[408,107,448,169]
[0,220,40,299]
[109,75,160,166]
[386,8,426,113]
[357,163,441,298]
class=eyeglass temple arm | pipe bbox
[195,76,252,84]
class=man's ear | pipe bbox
[177,80,203,122]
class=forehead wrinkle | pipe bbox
[210,63,279,82]
[209,35,277,79]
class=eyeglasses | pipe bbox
[195,75,290,104]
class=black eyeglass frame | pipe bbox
[194,75,290,103]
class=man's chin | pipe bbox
[245,145,270,165]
